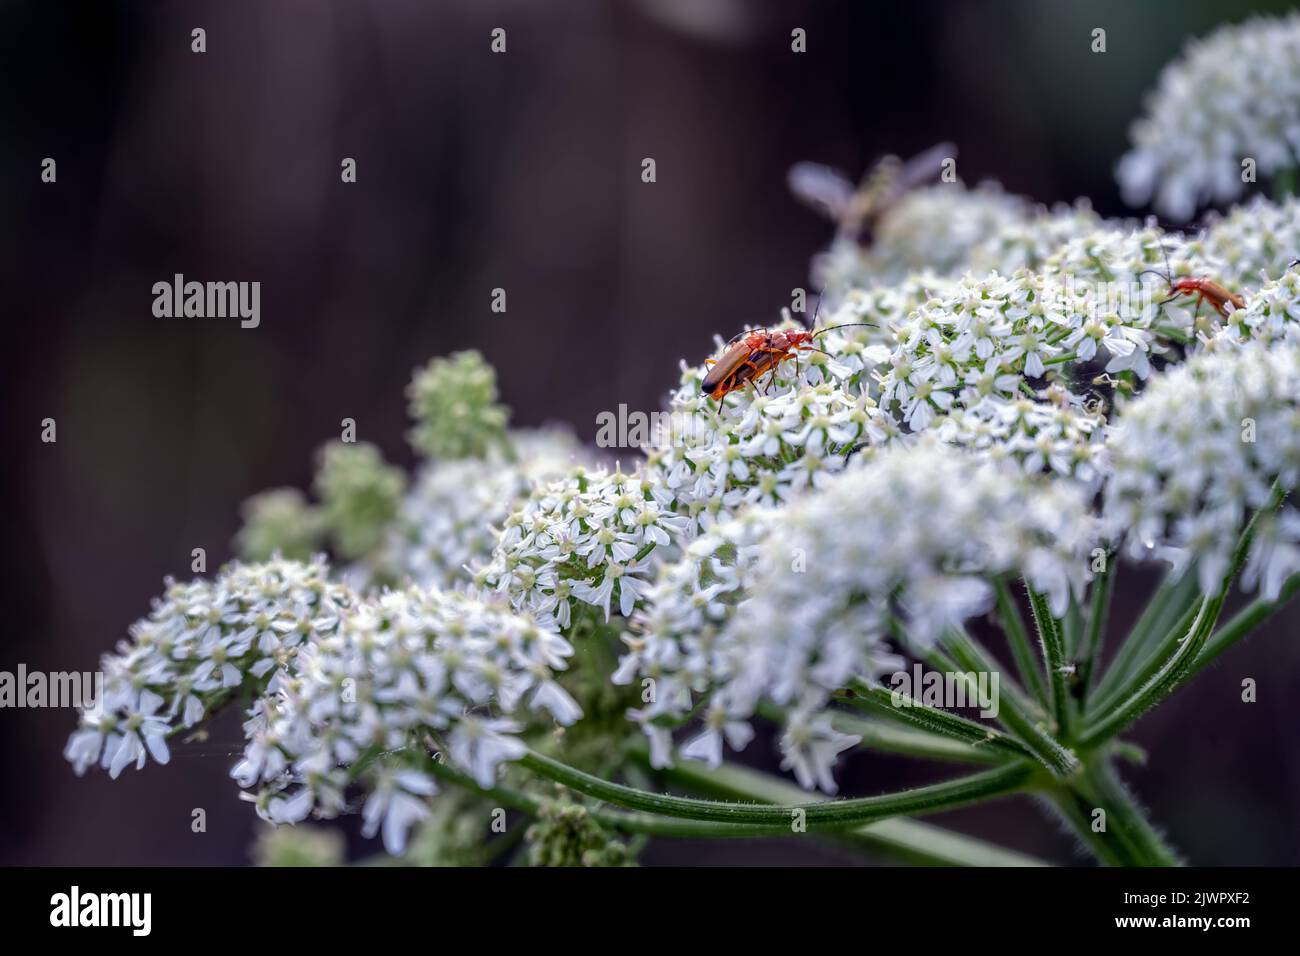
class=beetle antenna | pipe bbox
[812,322,879,337]
[800,344,838,359]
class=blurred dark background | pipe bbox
[3,0,1298,866]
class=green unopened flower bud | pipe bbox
[314,441,406,560]
[252,824,346,867]
[407,351,510,460]
[524,797,634,868]
[234,488,324,561]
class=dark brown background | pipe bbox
[3,0,1297,865]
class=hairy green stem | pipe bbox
[843,679,1031,762]
[516,749,1034,830]
[643,746,1050,866]
[994,579,1049,705]
[1084,482,1286,744]
[1077,760,1181,866]
[1091,568,1199,706]
[1026,585,1072,739]
[944,628,1079,777]
[1087,596,1199,721]
[1188,572,1300,678]
[1078,562,1114,704]
[828,710,1006,764]
[1080,593,1223,747]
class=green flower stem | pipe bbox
[1083,482,1286,745]
[1089,568,1200,708]
[515,748,1034,830]
[943,628,1079,777]
[1042,786,1135,867]
[994,579,1048,706]
[1062,600,1083,660]
[1086,597,1198,721]
[844,679,1031,762]
[641,745,1050,866]
[1077,561,1115,704]
[422,754,798,840]
[819,707,1006,764]
[1187,572,1300,679]
[1073,760,1181,866]
[1079,593,1223,747]
[1026,585,1072,739]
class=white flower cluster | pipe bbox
[618,444,1098,791]
[1040,225,1232,352]
[643,351,896,532]
[928,387,1107,484]
[64,559,353,778]
[613,510,769,771]
[864,183,1030,281]
[385,429,588,591]
[1103,340,1300,598]
[1207,267,1300,350]
[237,587,580,856]
[823,270,1137,477]
[814,188,1105,300]
[478,466,693,628]
[964,200,1107,278]
[1117,15,1300,221]
[1202,196,1300,291]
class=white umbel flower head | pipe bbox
[1116,15,1300,221]
[1202,196,1300,291]
[239,588,580,855]
[964,200,1108,277]
[64,558,352,777]
[385,428,588,591]
[1103,340,1300,597]
[865,182,1030,281]
[619,444,1098,791]
[479,465,693,628]
[644,333,896,537]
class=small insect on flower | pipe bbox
[789,141,955,246]
[1140,243,1244,320]
[699,322,872,400]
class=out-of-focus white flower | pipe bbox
[1103,340,1300,597]
[361,769,439,856]
[813,186,1107,300]
[965,200,1108,277]
[1202,196,1300,290]
[1116,15,1300,221]
[63,558,353,777]
[864,183,1030,281]
[239,588,580,855]
[618,444,1098,791]
[385,428,588,591]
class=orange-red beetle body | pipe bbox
[1164,277,1245,318]
[701,327,837,399]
